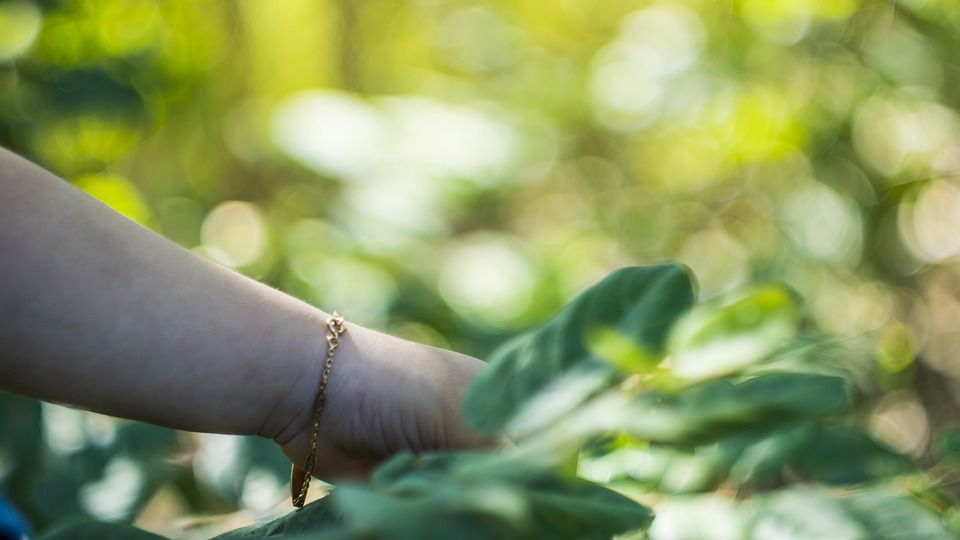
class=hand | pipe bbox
[273,322,490,481]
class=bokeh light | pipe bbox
[4,0,960,536]
[200,201,270,270]
[0,1,42,62]
[438,232,536,325]
[899,179,960,264]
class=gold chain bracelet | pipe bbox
[291,312,347,508]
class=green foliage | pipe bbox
[649,487,954,539]
[625,372,850,444]
[38,521,168,540]
[5,0,960,537]
[459,264,953,538]
[463,264,695,435]
[44,264,959,539]
[666,285,801,381]
[213,453,651,540]
[743,487,953,539]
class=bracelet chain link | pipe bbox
[291,312,346,508]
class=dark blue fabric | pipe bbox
[0,496,30,540]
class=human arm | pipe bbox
[0,146,487,480]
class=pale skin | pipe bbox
[0,147,488,483]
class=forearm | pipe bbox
[0,147,324,437]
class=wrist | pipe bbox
[257,311,357,447]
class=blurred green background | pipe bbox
[2,0,960,537]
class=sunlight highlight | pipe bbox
[0,1,42,62]
[200,201,270,269]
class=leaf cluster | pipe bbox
[41,265,959,539]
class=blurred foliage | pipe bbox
[466,265,955,538]
[28,264,960,539]
[3,0,960,537]
[212,451,653,540]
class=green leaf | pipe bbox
[723,425,811,486]
[647,495,748,539]
[464,264,695,435]
[789,425,915,485]
[624,373,850,445]
[522,476,654,540]
[584,327,660,374]
[215,452,653,540]
[210,495,342,538]
[667,284,800,381]
[329,484,520,540]
[38,521,168,540]
[844,492,956,539]
[750,486,956,539]
[720,424,915,488]
[751,488,870,538]
[363,453,653,540]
